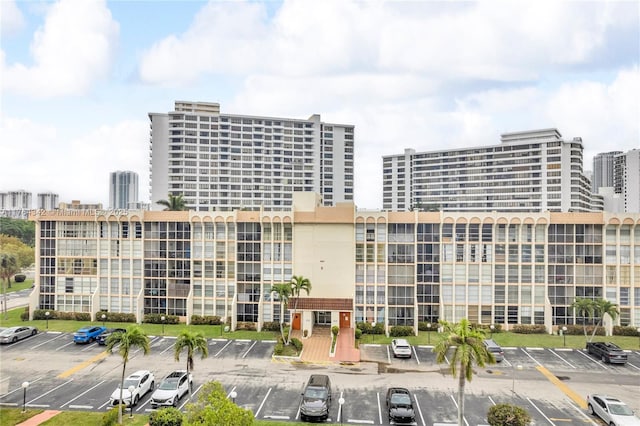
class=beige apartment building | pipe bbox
[28,193,640,334]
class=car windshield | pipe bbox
[391,394,411,405]
[122,379,139,389]
[158,380,178,390]
[304,388,327,399]
[609,404,634,416]
[0,329,15,336]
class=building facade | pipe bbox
[592,151,622,193]
[383,129,604,213]
[149,101,355,212]
[0,190,32,209]
[28,193,640,333]
[109,171,139,209]
[613,149,640,213]
[37,192,59,210]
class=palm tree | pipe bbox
[174,329,209,402]
[288,275,311,344]
[590,299,619,342]
[434,318,495,426]
[105,326,150,425]
[156,194,188,211]
[272,283,292,342]
[571,297,595,339]
[0,253,18,318]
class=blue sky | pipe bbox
[1,0,639,209]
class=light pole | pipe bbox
[45,311,50,329]
[229,390,237,404]
[562,326,567,347]
[371,321,376,344]
[490,324,495,339]
[338,396,345,425]
[21,381,29,413]
[427,323,432,344]
[101,313,106,327]
[161,315,166,336]
[128,385,135,417]
[511,365,523,394]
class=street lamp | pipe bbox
[229,390,237,404]
[562,326,567,347]
[45,311,50,330]
[101,313,106,327]
[511,365,523,394]
[427,323,432,344]
[128,385,135,417]
[371,321,376,344]
[21,381,29,413]
[338,396,345,425]
[490,324,495,339]
[161,315,166,336]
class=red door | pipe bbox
[340,312,350,328]
[293,313,301,330]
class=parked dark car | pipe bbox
[386,387,416,424]
[97,328,126,345]
[586,341,627,364]
[300,374,332,422]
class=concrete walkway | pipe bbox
[294,326,360,364]
[16,410,61,426]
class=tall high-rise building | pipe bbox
[149,101,355,211]
[613,149,640,213]
[0,190,32,209]
[37,192,59,210]
[592,151,622,193]
[109,171,139,209]
[382,128,603,212]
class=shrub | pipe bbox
[149,407,184,426]
[14,274,26,283]
[144,314,180,324]
[20,307,29,321]
[273,341,284,355]
[355,328,362,340]
[563,325,604,336]
[357,322,372,333]
[331,325,339,337]
[613,326,640,336]
[100,405,125,426]
[261,321,281,332]
[97,311,136,323]
[372,322,385,335]
[418,321,437,331]
[511,325,547,334]
[74,312,91,321]
[236,322,257,331]
[190,315,222,325]
[487,403,532,426]
[33,309,55,320]
[389,326,414,337]
[473,323,503,333]
[290,337,303,352]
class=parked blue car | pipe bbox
[73,326,107,344]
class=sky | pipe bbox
[1,0,639,210]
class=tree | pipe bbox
[434,318,495,426]
[590,299,619,341]
[288,275,311,344]
[184,381,253,426]
[272,283,292,343]
[0,253,18,318]
[0,217,36,246]
[570,297,595,339]
[156,194,188,211]
[488,403,532,426]
[174,330,208,402]
[105,326,151,425]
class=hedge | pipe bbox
[149,407,184,426]
[613,326,640,336]
[290,337,303,352]
[356,322,385,334]
[143,313,180,324]
[355,328,362,340]
[236,322,257,331]
[562,324,604,336]
[511,325,547,334]
[389,325,414,337]
[32,309,90,321]
[418,321,438,331]
[190,315,222,325]
[96,311,136,323]
[261,321,281,332]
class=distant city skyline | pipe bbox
[2,0,638,209]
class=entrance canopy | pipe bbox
[289,298,353,311]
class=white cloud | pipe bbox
[0,0,25,36]
[0,117,148,205]
[1,0,119,98]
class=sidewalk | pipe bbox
[16,410,61,426]
[294,327,360,364]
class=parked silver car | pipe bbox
[150,370,192,408]
[587,394,640,426]
[391,339,412,358]
[0,326,38,344]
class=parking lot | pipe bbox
[2,332,640,425]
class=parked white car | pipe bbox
[150,370,193,408]
[109,370,155,407]
[587,394,640,426]
[391,338,412,358]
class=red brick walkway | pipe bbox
[293,327,360,363]
[16,410,61,426]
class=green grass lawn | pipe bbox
[0,408,44,426]
[0,278,34,294]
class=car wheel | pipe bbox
[150,381,154,391]
[601,355,607,363]
[172,398,178,407]
[587,404,594,415]
[31,329,37,336]
[133,395,139,406]
[12,337,17,343]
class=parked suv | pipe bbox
[150,370,192,408]
[73,326,107,344]
[483,339,504,362]
[300,374,331,422]
[109,370,155,406]
[391,339,412,358]
[586,342,627,364]
[97,328,126,345]
[386,387,416,424]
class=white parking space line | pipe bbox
[449,394,469,426]
[625,362,640,371]
[566,400,598,425]
[81,342,99,352]
[178,384,203,410]
[61,380,106,407]
[28,333,64,349]
[159,343,174,356]
[520,348,543,367]
[376,391,383,425]
[214,340,233,357]
[99,400,112,410]
[55,341,75,351]
[413,346,420,364]
[575,350,608,370]
[548,349,576,369]
[527,397,557,426]
[242,341,257,358]
[413,393,427,426]
[69,404,93,409]
[27,379,73,404]
[336,391,344,423]
[386,346,391,364]
[0,402,18,407]
[0,377,44,398]
[488,396,497,406]
[254,387,272,418]
[135,395,152,412]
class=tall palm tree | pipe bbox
[288,275,311,344]
[0,253,18,318]
[434,318,495,426]
[272,283,292,342]
[571,297,595,339]
[590,299,619,342]
[174,329,209,402]
[105,326,150,425]
[156,194,188,211]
